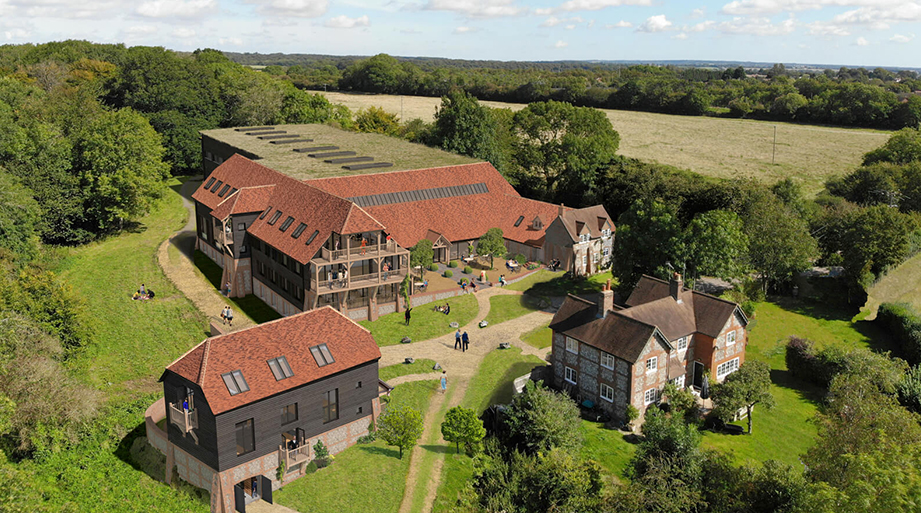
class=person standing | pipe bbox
[140,283,146,295]
[455,329,461,350]
[462,331,469,352]
[405,307,412,325]
[440,371,447,394]
[225,281,232,297]
[225,306,234,327]
[220,306,227,325]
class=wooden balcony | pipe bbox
[316,267,408,291]
[279,444,309,469]
[313,239,402,264]
[169,402,198,434]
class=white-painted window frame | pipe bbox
[726,330,737,345]
[646,356,658,373]
[565,366,577,385]
[600,383,615,402]
[644,388,660,405]
[566,336,579,354]
[717,358,740,380]
[600,352,615,370]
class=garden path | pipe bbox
[156,178,255,332]
[385,287,552,513]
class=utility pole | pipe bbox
[772,125,777,166]
[401,96,404,121]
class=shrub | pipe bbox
[428,263,439,272]
[448,260,459,268]
[444,270,453,278]
[876,302,921,366]
[515,254,526,265]
[785,335,907,392]
[899,366,921,414]
[501,381,582,454]
[313,439,332,468]
[464,266,473,274]
[625,404,639,425]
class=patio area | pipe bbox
[409,257,542,296]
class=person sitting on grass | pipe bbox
[133,290,141,300]
[499,275,507,287]
[443,304,450,315]
[434,304,444,313]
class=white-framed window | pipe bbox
[600,383,615,402]
[582,254,587,266]
[580,233,590,243]
[717,358,740,380]
[602,246,610,256]
[237,223,245,231]
[565,366,577,385]
[601,229,611,238]
[600,351,615,370]
[726,330,737,345]
[646,356,658,373]
[566,336,579,354]
[644,388,660,405]
[675,336,688,352]
[671,375,685,389]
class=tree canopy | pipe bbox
[712,360,775,434]
[377,404,424,459]
[477,228,506,270]
[441,406,486,453]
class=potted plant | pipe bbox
[313,439,332,468]
[625,404,639,432]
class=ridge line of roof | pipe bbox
[198,338,211,386]
[608,308,659,331]
[322,304,374,335]
[164,339,208,372]
[638,273,742,308]
[303,161,493,184]
[350,203,387,232]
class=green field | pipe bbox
[485,294,544,325]
[359,294,478,346]
[192,250,282,324]
[505,269,614,297]
[864,251,921,319]
[520,325,552,350]
[275,380,438,513]
[379,359,439,381]
[322,92,890,196]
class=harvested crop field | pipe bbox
[322,91,891,196]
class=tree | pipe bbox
[0,169,41,261]
[744,194,817,292]
[339,54,405,94]
[441,406,486,453]
[510,100,619,205]
[477,228,506,270]
[711,360,775,434]
[683,210,749,281]
[432,90,503,169]
[73,108,169,232]
[502,381,582,454]
[863,127,921,166]
[629,407,702,479]
[377,404,423,459]
[613,198,684,293]
[409,239,434,280]
[354,106,400,135]
[840,204,915,289]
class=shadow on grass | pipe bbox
[769,368,825,406]
[357,445,402,459]
[193,250,282,324]
[480,361,543,412]
[420,444,451,456]
[524,274,606,298]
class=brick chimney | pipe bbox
[670,272,683,302]
[600,279,614,317]
[559,203,564,217]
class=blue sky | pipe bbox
[1,0,919,68]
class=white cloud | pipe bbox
[807,20,850,36]
[606,19,632,28]
[831,4,921,29]
[9,0,120,18]
[554,0,651,12]
[541,15,583,27]
[716,16,796,35]
[453,26,476,33]
[171,27,196,38]
[690,7,705,18]
[637,14,672,32]
[324,14,370,27]
[541,16,564,26]
[554,39,568,47]
[424,0,526,18]
[890,32,914,42]
[565,24,575,28]
[720,0,912,17]
[218,36,244,45]
[249,0,329,18]
[534,7,552,14]
[856,36,869,45]
[587,19,595,27]
[137,0,216,18]
[5,28,30,40]
[689,20,715,31]
[672,32,688,39]
[125,25,158,35]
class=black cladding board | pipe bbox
[258,134,299,140]
[270,138,314,145]
[308,151,356,159]
[293,146,339,153]
[247,130,286,136]
[342,162,394,171]
[324,156,374,164]
[234,126,274,132]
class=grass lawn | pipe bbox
[192,250,282,324]
[580,421,637,482]
[379,359,439,381]
[486,294,545,326]
[506,270,614,298]
[322,92,889,197]
[521,325,552,350]
[864,251,921,319]
[274,380,438,513]
[359,294,478,346]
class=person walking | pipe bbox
[455,329,461,350]
[225,306,234,327]
[405,307,412,325]
[440,371,447,394]
[462,331,469,352]
[225,281,232,297]
[220,306,227,325]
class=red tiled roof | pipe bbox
[210,185,276,220]
[558,205,614,241]
[306,163,562,249]
[192,155,281,210]
[165,307,381,415]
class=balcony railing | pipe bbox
[316,268,408,290]
[315,240,401,263]
[280,444,309,469]
[169,402,198,433]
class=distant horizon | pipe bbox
[3,0,920,69]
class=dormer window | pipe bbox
[279,216,295,232]
[531,216,542,230]
[267,356,294,381]
[268,211,283,225]
[310,343,335,367]
[221,370,250,395]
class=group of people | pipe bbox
[548,259,562,272]
[132,283,155,301]
[220,305,235,327]
[433,303,451,315]
[454,329,470,352]
[460,279,477,294]
[498,275,507,287]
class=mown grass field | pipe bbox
[863,251,921,319]
[322,92,890,196]
[379,358,439,381]
[486,294,545,325]
[274,380,438,513]
[359,294,478,346]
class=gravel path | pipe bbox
[156,178,255,332]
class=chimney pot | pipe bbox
[670,272,683,301]
[600,280,614,317]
